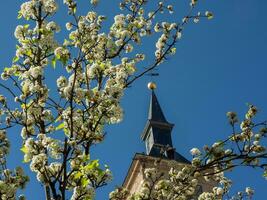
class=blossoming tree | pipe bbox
[0,0,266,200]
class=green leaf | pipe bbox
[63,128,69,135]
[20,145,28,154]
[51,57,57,69]
[25,49,32,56]
[17,11,22,19]
[83,155,90,162]
[4,67,10,72]
[74,172,83,180]
[73,7,77,14]
[56,123,64,131]
[205,11,214,20]
[24,24,30,29]
[21,103,26,110]
[81,177,89,187]
[13,56,19,63]
[84,160,100,171]
[21,101,33,110]
[69,34,75,41]
[55,54,61,60]
[207,15,213,20]
[20,39,30,44]
[14,71,21,77]
[99,62,105,70]
[39,28,44,33]
[23,158,31,163]
[55,116,62,122]
[61,57,68,66]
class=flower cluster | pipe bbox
[0,130,29,200]
[20,0,58,20]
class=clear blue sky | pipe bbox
[0,0,267,199]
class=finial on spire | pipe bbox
[147,82,157,90]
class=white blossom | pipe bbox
[190,147,201,156]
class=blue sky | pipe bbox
[0,0,267,199]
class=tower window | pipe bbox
[145,130,154,154]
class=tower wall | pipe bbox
[123,154,216,198]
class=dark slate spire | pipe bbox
[148,91,168,123]
[141,90,174,157]
[141,83,190,163]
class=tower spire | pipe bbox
[147,81,169,123]
[141,82,190,163]
[148,90,168,123]
[141,82,174,158]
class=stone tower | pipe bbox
[122,84,215,198]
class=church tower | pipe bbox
[122,83,215,198]
[141,87,189,162]
[122,83,190,195]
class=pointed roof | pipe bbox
[140,87,190,164]
[148,91,168,123]
[141,91,173,141]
